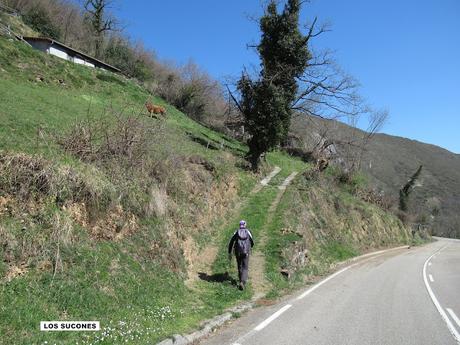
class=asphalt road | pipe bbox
[200,238,460,345]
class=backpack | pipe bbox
[235,228,251,256]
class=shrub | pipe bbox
[58,110,156,166]
[104,37,154,81]
[0,152,116,211]
[153,61,228,126]
[23,5,61,39]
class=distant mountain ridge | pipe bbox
[290,116,460,238]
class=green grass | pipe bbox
[0,36,310,344]
[194,151,307,309]
[0,241,216,344]
[262,172,410,299]
[0,36,257,344]
[264,188,301,295]
[0,33,413,345]
[319,241,358,261]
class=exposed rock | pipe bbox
[280,241,309,279]
[280,269,291,279]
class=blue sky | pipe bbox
[113,0,460,153]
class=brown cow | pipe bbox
[145,102,166,117]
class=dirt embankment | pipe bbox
[0,151,241,281]
[276,179,411,280]
[181,171,239,282]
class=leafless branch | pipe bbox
[304,17,332,44]
[225,84,244,115]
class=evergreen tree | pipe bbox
[238,0,310,170]
[23,6,61,40]
[399,165,423,212]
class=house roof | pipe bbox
[23,36,121,73]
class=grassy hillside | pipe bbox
[0,33,412,345]
[262,170,411,298]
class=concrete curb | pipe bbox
[156,302,253,345]
[156,245,411,345]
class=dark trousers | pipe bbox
[236,253,249,284]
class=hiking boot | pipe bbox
[239,282,245,291]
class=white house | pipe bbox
[23,36,120,73]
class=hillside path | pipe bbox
[251,166,281,194]
[185,166,281,286]
[250,171,298,299]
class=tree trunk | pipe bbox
[248,151,261,172]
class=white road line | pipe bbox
[231,245,409,344]
[347,245,409,262]
[297,266,350,300]
[423,245,460,344]
[296,246,409,300]
[260,166,281,186]
[429,274,434,282]
[433,236,460,243]
[254,304,292,331]
[447,309,460,329]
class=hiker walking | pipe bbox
[228,220,254,290]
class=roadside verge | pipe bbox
[156,244,411,345]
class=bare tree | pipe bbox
[59,4,81,43]
[82,0,119,58]
[226,6,382,169]
[290,18,365,120]
[292,17,390,174]
[337,109,389,173]
[280,16,389,174]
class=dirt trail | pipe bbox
[250,172,298,300]
[185,167,282,287]
[251,166,281,194]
